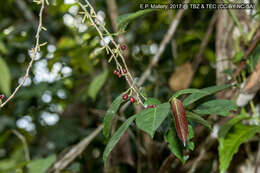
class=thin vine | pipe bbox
[0,0,48,108]
[77,0,147,107]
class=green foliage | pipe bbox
[164,126,187,164]
[117,9,156,31]
[88,70,108,100]
[183,84,232,107]
[169,88,209,101]
[218,124,260,173]
[102,85,235,167]
[143,97,161,106]
[186,111,211,129]
[27,155,56,173]
[136,102,170,138]
[0,57,11,95]
[164,124,194,164]
[232,50,244,64]
[247,44,260,72]
[0,41,8,54]
[186,125,195,151]
[193,99,238,116]
[103,93,124,138]
[0,147,26,172]
[103,115,136,164]
[218,109,250,138]
[0,0,259,172]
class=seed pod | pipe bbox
[122,93,128,100]
[122,68,127,74]
[0,95,4,100]
[171,98,188,146]
[130,97,135,103]
[120,44,127,51]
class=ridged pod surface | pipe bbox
[171,98,188,146]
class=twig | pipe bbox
[0,0,46,108]
[15,0,35,22]
[192,12,217,72]
[105,0,130,63]
[137,0,189,86]
[255,139,260,173]
[234,29,260,78]
[102,60,112,106]
[12,129,30,161]
[105,0,118,33]
[223,0,245,37]
[47,124,104,173]
[187,135,214,173]
[168,11,178,60]
[185,117,233,173]
[158,154,175,173]
[15,0,55,43]
[187,12,218,87]
[243,56,260,93]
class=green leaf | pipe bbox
[218,124,260,173]
[0,57,11,95]
[103,93,124,138]
[88,71,108,100]
[183,84,232,107]
[144,97,161,107]
[136,102,170,138]
[0,41,8,54]
[186,125,195,151]
[103,115,136,164]
[186,111,212,129]
[28,155,56,173]
[164,126,186,164]
[232,50,244,64]
[117,9,155,31]
[218,109,250,138]
[169,89,209,101]
[193,99,238,116]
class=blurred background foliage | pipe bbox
[0,0,259,172]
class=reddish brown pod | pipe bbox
[171,98,188,146]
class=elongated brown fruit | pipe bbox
[171,98,188,146]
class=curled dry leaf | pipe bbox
[169,62,194,91]
[171,98,188,146]
[243,58,260,94]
